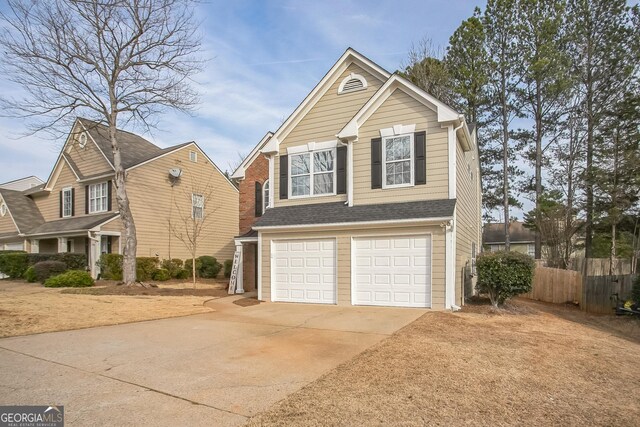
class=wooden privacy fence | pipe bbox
[524,267,583,304]
[569,258,634,276]
[524,265,638,314]
[582,275,637,314]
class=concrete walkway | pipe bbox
[0,295,424,426]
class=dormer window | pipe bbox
[338,73,367,94]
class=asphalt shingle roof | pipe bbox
[253,199,456,228]
[25,212,119,236]
[0,188,45,233]
[483,221,536,244]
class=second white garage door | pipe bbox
[272,238,336,304]
[353,234,432,308]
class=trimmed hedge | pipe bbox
[198,256,222,278]
[161,258,183,278]
[152,268,171,281]
[136,257,159,281]
[44,270,94,288]
[224,259,233,278]
[0,252,29,278]
[184,258,202,277]
[27,253,86,270]
[98,254,123,280]
[33,261,67,283]
[475,251,535,307]
[175,269,190,280]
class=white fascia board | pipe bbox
[253,216,453,231]
[261,136,279,155]
[270,48,391,149]
[231,131,274,179]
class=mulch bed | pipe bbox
[62,285,228,297]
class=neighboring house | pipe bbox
[0,118,238,278]
[232,48,482,309]
[483,221,536,257]
[0,176,45,192]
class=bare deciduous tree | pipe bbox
[0,0,203,285]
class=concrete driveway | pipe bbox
[0,295,424,426]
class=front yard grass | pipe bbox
[0,279,228,338]
[247,298,640,426]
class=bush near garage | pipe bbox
[44,270,94,288]
[475,251,535,307]
[152,268,171,281]
[175,268,190,280]
[161,258,184,278]
[136,257,159,281]
[0,251,29,278]
[98,254,124,280]
[33,261,67,283]
[27,253,87,270]
[184,258,202,277]
[224,259,233,278]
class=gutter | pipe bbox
[253,216,454,231]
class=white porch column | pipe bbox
[89,234,100,279]
[234,241,244,294]
[30,239,39,254]
[57,237,67,253]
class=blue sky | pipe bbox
[0,0,504,206]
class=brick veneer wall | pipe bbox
[239,154,269,235]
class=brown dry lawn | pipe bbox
[0,279,227,338]
[247,298,640,427]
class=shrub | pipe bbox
[198,256,222,278]
[224,259,233,278]
[44,270,94,288]
[24,266,37,283]
[184,258,202,277]
[98,254,123,280]
[33,260,67,283]
[475,251,535,307]
[632,275,640,303]
[161,258,184,278]
[0,252,29,278]
[152,268,171,281]
[136,257,159,281]
[26,253,87,270]
[175,269,190,280]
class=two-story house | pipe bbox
[0,118,239,277]
[232,48,482,309]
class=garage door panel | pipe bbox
[272,238,336,304]
[353,234,431,308]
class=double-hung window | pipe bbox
[62,187,73,217]
[263,179,270,211]
[290,149,335,197]
[192,194,204,219]
[383,134,413,188]
[89,182,108,213]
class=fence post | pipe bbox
[581,260,588,312]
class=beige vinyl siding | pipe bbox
[455,139,481,305]
[67,131,113,177]
[100,217,123,233]
[274,63,384,208]
[353,88,449,205]
[260,224,446,309]
[0,198,18,234]
[125,146,239,262]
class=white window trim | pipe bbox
[288,148,337,199]
[62,187,73,218]
[89,182,109,214]
[192,193,204,220]
[263,179,270,211]
[189,150,198,162]
[382,133,415,189]
[338,72,368,94]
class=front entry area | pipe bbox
[353,234,432,308]
[272,238,336,304]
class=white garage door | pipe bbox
[353,235,431,308]
[272,238,336,304]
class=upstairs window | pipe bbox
[89,182,108,213]
[338,73,367,94]
[192,194,204,219]
[263,179,270,211]
[62,187,73,218]
[383,134,414,188]
[289,149,335,197]
[189,151,198,162]
[0,203,6,217]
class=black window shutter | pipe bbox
[71,188,75,216]
[279,155,288,199]
[255,181,263,217]
[59,191,63,218]
[414,131,427,185]
[107,236,112,254]
[85,185,89,214]
[371,138,382,189]
[336,146,347,194]
[107,181,113,211]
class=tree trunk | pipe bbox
[610,222,616,275]
[534,85,543,259]
[584,42,594,259]
[502,82,511,252]
[108,115,137,285]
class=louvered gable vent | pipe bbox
[338,72,367,94]
[343,78,363,91]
